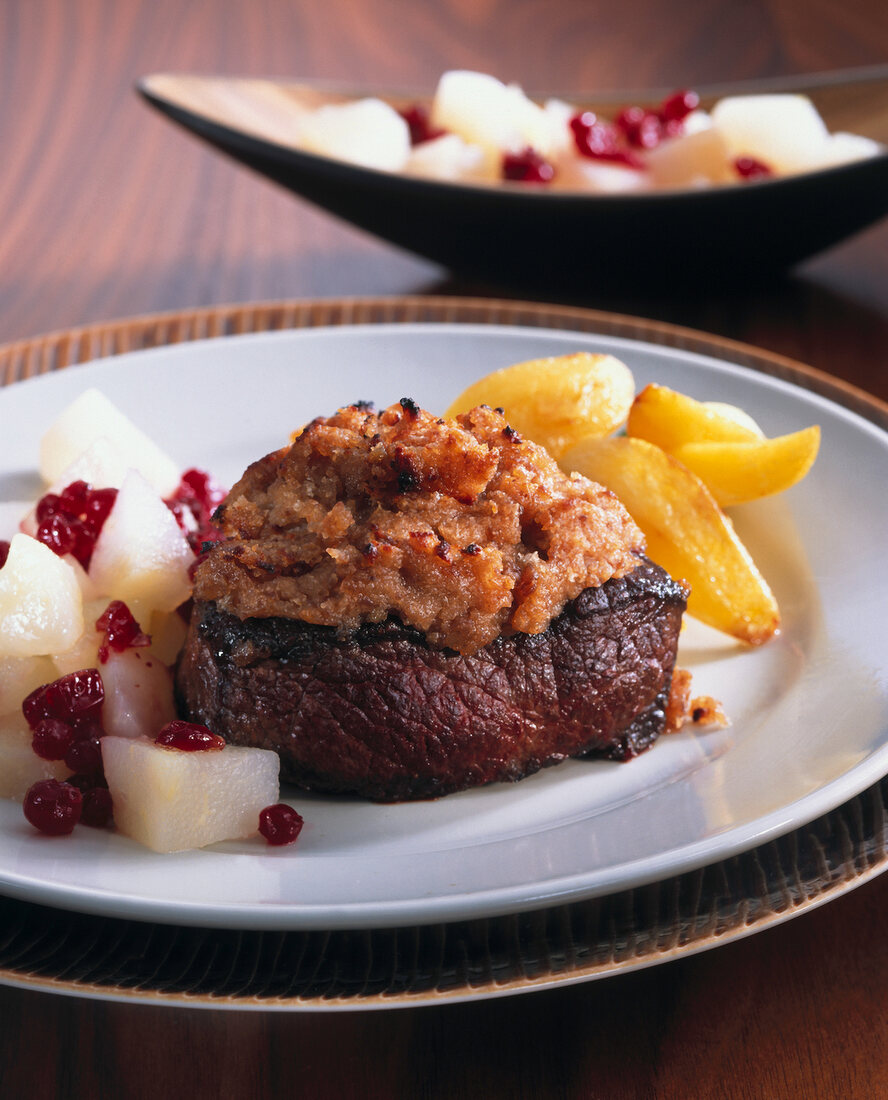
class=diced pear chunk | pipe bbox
[710,94,830,175]
[431,71,553,160]
[102,736,280,853]
[100,648,177,739]
[553,158,650,193]
[39,389,180,497]
[0,714,68,799]
[88,470,194,615]
[793,131,882,172]
[404,134,491,182]
[0,535,84,658]
[145,610,189,666]
[645,127,734,188]
[51,598,107,675]
[298,99,410,171]
[0,655,57,716]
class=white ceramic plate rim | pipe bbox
[0,322,886,930]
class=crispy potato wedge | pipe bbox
[702,401,765,437]
[562,436,780,645]
[627,383,762,451]
[445,352,634,458]
[673,425,820,507]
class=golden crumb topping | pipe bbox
[194,400,645,654]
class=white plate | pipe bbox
[0,323,886,930]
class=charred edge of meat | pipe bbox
[176,557,687,801]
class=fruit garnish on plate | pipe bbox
[288,69,882,191]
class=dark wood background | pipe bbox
[2,0,887,1096]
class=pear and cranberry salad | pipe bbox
[293,69,881,192]
[0,389,301,853]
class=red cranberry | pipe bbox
[32,481,117,569]
[399,103,446,146]
[570,112,644,168]
[80,786,113,829]
[95,600,150,663]
[165,469,227,553]
[64,736,104,775]
[23,779,82,836]
[35,493,62,524]
[155,720,226,752]
[735,155,773,180]
[0,540,9,569]
[58,480,89,515]
[23,668,105,728]
[83,487,117,534]
[66,771,109,793]
[616,106,663,149]
[259,804,304,846]
[70,713,104,742]
[31,718,75,761]
[502,147,555,183]
[659,89,699,123]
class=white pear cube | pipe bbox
[542,98,577,159]
[102,736,280,853]
[298,98,410,171]
[51,598,107,675]
[0,714,68,799]
[0,535,84,658]
[0,655,56,716]
[795,131,882,171]
[40,389,180,497]
[553,157,650,193]
[404,134,491,182]
[88,470,194,615]
[47,437,130,494]
[431,71,553,159]
[145,610,189,666]
[100,648,177,740]
[645,127,734,188]
[710,94,830,174]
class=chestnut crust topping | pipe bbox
[195,402,644,655]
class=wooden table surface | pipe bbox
[2,1,887,1096]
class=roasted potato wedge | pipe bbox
[562,435,780,645]
[445,352,634,458]
[627,383,762,451]
[702,401,765,437]
[673,425,820,507]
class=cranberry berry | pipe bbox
[0,539,11,569]
[399,104,445,146]
[23,668,105,728]
[33,480,117,570]
[502,147,555,184]
[259,804,304,846]
[23,779,82,836]
[735,155,773,180]
[31,718,75,761]
[570,112,644,168]
[64,735,104,776]
[165,468,226,553]
[80,786,114,829]
[659,89,699,123]
[95,600,150,663]
[155,720,226,752]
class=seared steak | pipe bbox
[176,557,687,801]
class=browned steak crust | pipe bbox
[176,558,687,801]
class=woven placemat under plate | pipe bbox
[0,296,886,1010]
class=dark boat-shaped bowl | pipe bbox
[138,68,888,288]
